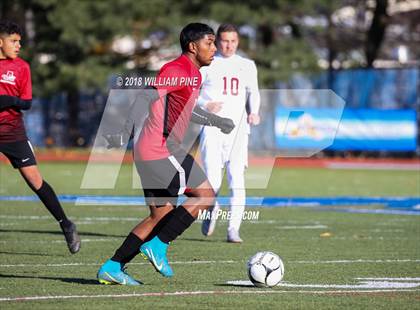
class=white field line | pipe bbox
[6,236,413,243]
[30,236,395,246]
[0,215,329,226]
[1,289,419,302]
[0,215,51,220]
[0,215,140,222]
[0,215,273,223]
[0,223,21,226]
[0,259,418,269]
[293,259,420,264]
[356,277,420,281]
[227,280,420,289]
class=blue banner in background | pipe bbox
[275,108,417,151]
[310,68,418,109]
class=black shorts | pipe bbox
[135,153,207,206]
[0,140,37,168]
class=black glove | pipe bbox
[213,116,235,134]
[103,131,130,149]
[191,105,235,134]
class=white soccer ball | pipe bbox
[247,251,284,287]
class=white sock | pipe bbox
[228,189,245,232]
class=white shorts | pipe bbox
[199,126,248,170]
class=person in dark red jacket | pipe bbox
[0,20,80,254]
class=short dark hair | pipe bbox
[216,23,239,40]
[180,23,214,53]
[0,20,23,36]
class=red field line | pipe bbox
[1,149,419,168]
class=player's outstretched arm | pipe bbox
[0,95,32,110]
[191,105,235,134]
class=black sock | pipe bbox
[144,207,176,243]
[157,206,195,243]
[111,233,144,264]
[34,181,70,226]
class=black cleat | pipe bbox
[60,221,81,254]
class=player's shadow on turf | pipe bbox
[0,273,99,285]
[0,228,125,238]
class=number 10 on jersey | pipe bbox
[223,76,239,96]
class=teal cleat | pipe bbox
[140,236,174,277]
[97,259,142,286]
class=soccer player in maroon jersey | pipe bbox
[98,23,234,285]
[0,21,80,254]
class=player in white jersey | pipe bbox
[199,24,260,243]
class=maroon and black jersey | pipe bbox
[0,57,32,143]
[135,54,201,161]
